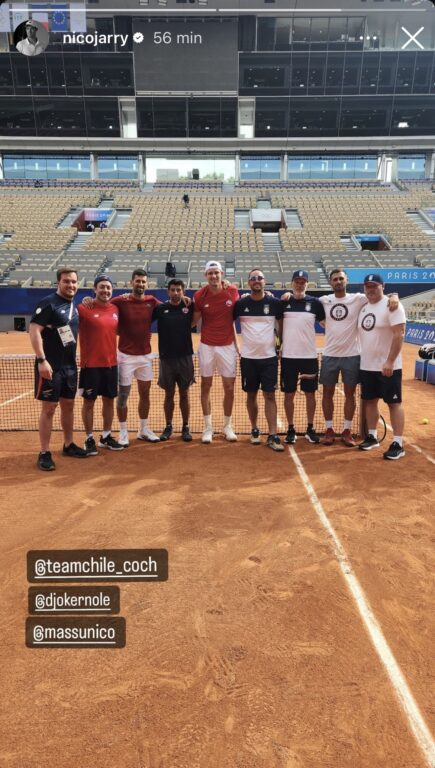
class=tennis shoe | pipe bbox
[99,434,124,451]
[267,434,284,452]
[341,429,356,448]
[202,427,213,444]
[37,451,55,471]
[305,427,320,444]
[118,430,129,447]
[322,427,335,446]
[84,436,98,456]
[159,425,173,442]
[63,442,88,458]
[383,441,405,460]
[181,426,192,442]
[250,427,261,444]
[284,427,297,444]
[223,425,237,442]
[137,427,160,443]
[358,434,380,451]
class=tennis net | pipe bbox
[0,353,360,435]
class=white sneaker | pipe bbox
[202,427,213,444]
[118,431,129,447]
[137,427,160,443]
[223,425,237,442]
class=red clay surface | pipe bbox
[0,332,434,768]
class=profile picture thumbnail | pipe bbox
[14,19,49,57]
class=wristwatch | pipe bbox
[36,357,46,364]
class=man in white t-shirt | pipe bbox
[357,274,406,460]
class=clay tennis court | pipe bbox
[1,332,434,768]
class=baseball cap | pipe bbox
[292,270,309,281]
[25,21,38,28]
[363,273,384,285]
[94,274,113,287]
[204,260,223,273]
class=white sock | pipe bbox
[204,415,212,429]
[119,422,127,432]
[140,419,148,429]
[343,419,352,430]
[325,420,333,429]
[368,429,378,438]
[393,436,403,446]
[223,415,232,428]
[102,430,110,439]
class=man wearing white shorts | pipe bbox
[193,261,239,443]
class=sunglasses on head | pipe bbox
[249,275,265,281]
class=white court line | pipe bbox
[0,390,33,408]
[288,446,435,768]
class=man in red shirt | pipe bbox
[78,275,124,454]
[111,268,161,446]
[193,260,239,443]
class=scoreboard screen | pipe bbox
[133,19,238,93]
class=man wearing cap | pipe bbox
[280,270,325,445]
[29,266,88,471]
[358,274,406,460]
[78,276,124,455]
[192,261,239,443]
[233,269,284,452]
[16,20,46,56]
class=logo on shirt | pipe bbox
[182,307,189,314]
[330,304,348,321]
[164,310,169,314]
[361,313,376,331]
[305,303,311,312]
[244,307,249,313]
[93,314,99,318]
[36,307,42,314]
[112,313,117,319]
[263,305,270,315]
[226,300,233,307]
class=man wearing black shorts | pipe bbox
[281,270,325,444]
[29,266,87,470]
[152,279,195,442]
[358,274,407,460]
[233,269,284,451]
[78,275,124,455]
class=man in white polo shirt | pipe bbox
[358,274,406,460]
[193,261,239,443]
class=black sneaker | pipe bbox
[181,425,192,442]
[84,436,98,456]
[358,434,380,451]
[250,427,261,445]
[284,427,297,444]
[99,434,124,451]
[383,441,405,460]
[37,451,55,471]
[159,425,173,442]
[305,427,320,444]
[63,442,88,458]
[267,434,284,452]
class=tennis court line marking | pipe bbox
[288,446,435,768]
[384,420,435,466]
[0,390,33,408]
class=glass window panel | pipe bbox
[259,157,280,179]
[45,156,66,179]
[354,157,377,178]
[257,19,275,51]
[34,97,86,136]
[189,99,221,137]
[153,98,187,138]
[310,18,329,49]
[242,65,286,89]
[221,98,237,137]
[288,157,311,180]
[310,158,332,178]
[331,157,355,179]
[64,54,82,93]
[413,52,433,94]
[68,157,90,178]
[360,52,380,94]
[325,53,343,93]
[396,52,416,94]
[340,96,392,136]
[0,98,35,134]
[255,98,288,137]
[24,156,47,180]
[82,53,133,94]
[29,57,48,92]
[398,156,425,180]
[346,17,365,50]
[137,98,153,137]
[343,53,362,92]
[392,96,435,136]
[328,17,347,49]
[0,54,13,95]
[240,157,261,180]
[85,99,120,137]
[291,18,310,45]
[291,53,308,94]
[11,54,31,90]
[378,52,397,94]
[289,97,339,137]
[4,156,26,178]
[308,53,326,93]
[275,19,290,51]
[46,54,66,91]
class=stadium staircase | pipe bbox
[406,211,435,242]
[262,232,281,252]
[341,236,360,252]
[66,232,93,252]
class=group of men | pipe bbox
[29,260,406,470]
